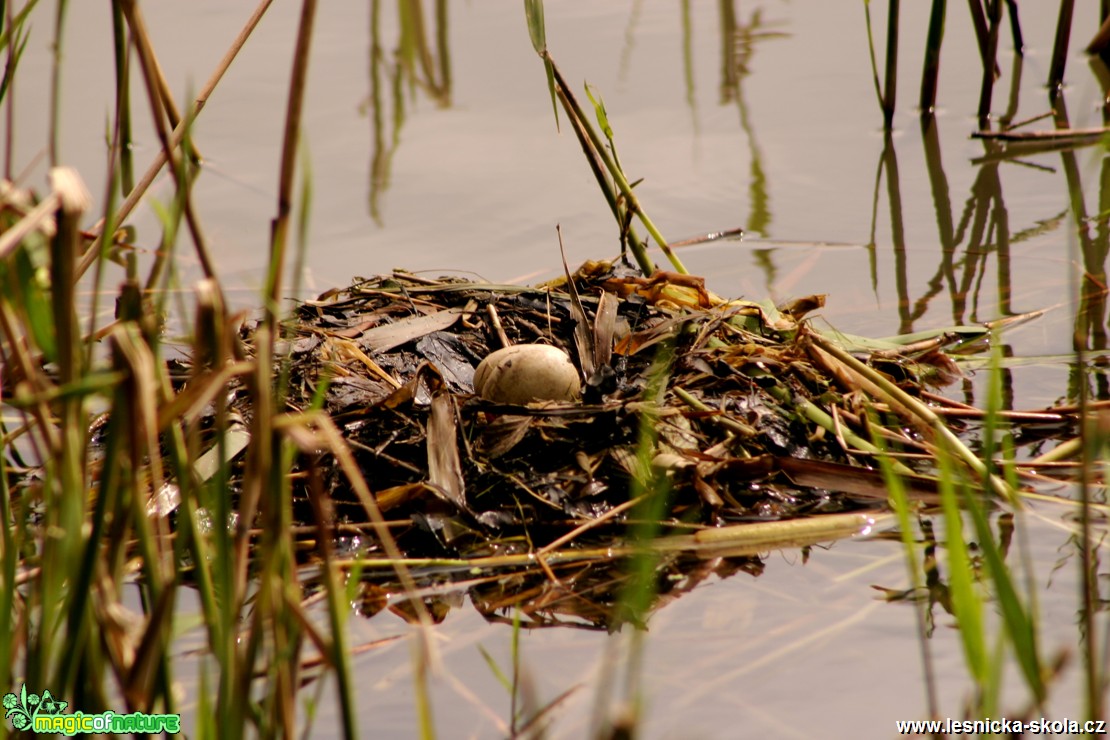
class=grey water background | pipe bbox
[6,2,1109,737]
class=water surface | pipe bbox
[6,2,1108,737]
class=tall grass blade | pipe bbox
[969,334,1045,706]
[935,439,989,694]
[554,75,650,274]
[524,0,558,129]
[863,1,887,118]
[0,0,38,57]
[110,1,134,194]
[549,63,684,274]
[48,0,69,165]
[0,16,29,108]
[871,426,940,720]
[606,341,675,736]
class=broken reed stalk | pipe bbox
[47,0,67,165]
[1048,0,1075,96]
[882,0,899,129]
[976,0,1003,129]
[39,168,91,698]
[919,0,945,115]
[806,332,1016,502]
[267,0,317,329]
[76,0,274,281]
[1004,0,1024,53]
[554,77,651,276]
[549,59,685,276]
[523,0,683,276]
[110,1,134,194]
[967,0,990,68]
[1087,14,1110,55]
[120,0,218,287]
[331,511,890,571]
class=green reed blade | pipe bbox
[936,439,988,691]
[523,0,558,129]
[871,418,940,719]
[863,1,886,117]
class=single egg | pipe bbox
[473,344,581,404]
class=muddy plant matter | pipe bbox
[238,260,1034,586]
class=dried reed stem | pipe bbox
[77,0,274,280]
[266,0,318,329]
[1049,0,1075,96]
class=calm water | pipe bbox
[8,1,1110,737]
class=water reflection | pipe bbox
[1054,95,1110,401]
[366,0,451,225]
[717,1,783,239]
[9,2,1110,733]
[848,0,1110,405]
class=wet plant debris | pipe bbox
[224,260,1040,578]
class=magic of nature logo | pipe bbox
[4,683,181,735]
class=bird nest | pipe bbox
[220,259,1077,627]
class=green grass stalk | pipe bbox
[807,331,1015,500]
[47,0,68,165]
[864,1,887,123]
[871,420,940,720]
[549,60,685,275]
[524,0,682,276]
[110,1,134,194]
[554,78,650,275]
[594,341,676,737]
[1,1,36,179]
[41,171,91,702]
[935,436,990,701]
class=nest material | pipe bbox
[257,260,960,564]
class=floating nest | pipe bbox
[226,260,1070,627]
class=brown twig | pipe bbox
[76,0,274,281]
[266,0,318,331]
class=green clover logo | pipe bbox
[3,683,67,730]
[3,684,36,730]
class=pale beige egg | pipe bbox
[473,344,581,404]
